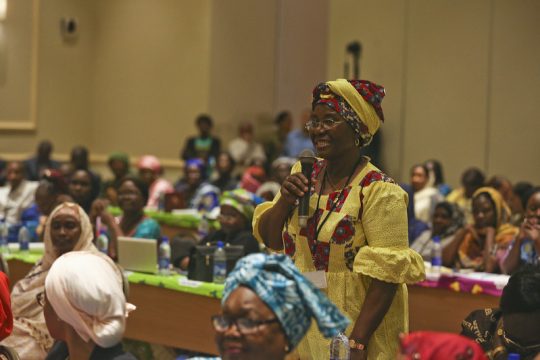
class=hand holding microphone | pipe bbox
[278,150,316,229]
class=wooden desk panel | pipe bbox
[124,282,220,355]
[6,259,500,355]
[408,285,499,333]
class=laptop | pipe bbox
[117,237,158,274]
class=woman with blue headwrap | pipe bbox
[175,158,220,213]
[211,253,349,359]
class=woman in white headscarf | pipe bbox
[42,251,136,360]
[4,202,98,359]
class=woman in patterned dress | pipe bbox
[253,79,425,359]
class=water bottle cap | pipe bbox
[216,241,224,248]
[507,353,521,360]
[161,236,169,243]
[99,229,108,235]
[433,235,441,242]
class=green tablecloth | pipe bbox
[107,206,220,230]
[5,248,224,299]
[4,248,43,264]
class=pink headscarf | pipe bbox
[137,155,162,174]
[45,251,135,348]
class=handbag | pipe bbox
[187,243,245,282]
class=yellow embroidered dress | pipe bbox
[253,159,425,359]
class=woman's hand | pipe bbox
[90,199,114,226]
[279,173,310,206]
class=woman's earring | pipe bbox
[355,138,361,147]
[284,344,290,353]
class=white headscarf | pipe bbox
[44,251,136,348]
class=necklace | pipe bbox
[313,156,364,241]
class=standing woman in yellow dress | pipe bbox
[253,79,425,359]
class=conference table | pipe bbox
[5,248,502,356]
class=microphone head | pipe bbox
[299,149,316,165]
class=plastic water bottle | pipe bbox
[213,241,227,284]
[18,225,30,252]
[198,214,210,238]
[158,236,171,275]
[431,235,442,274]
[0,222,9,254]
[96,230,109,255]
[329,332,350,360]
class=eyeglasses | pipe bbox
[211,315,279,335]
[305,117,344,131]
[36,292,45,307]
[503,331,540,354]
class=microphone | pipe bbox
[298,149,316,228]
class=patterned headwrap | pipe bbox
[312,79,386,147]
[223,253,350,349]
[220,189,256,221]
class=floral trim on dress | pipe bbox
[283,231,296,257]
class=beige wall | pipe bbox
[328,0,540,186]
[2,0,538,187]
[0,0,95,154]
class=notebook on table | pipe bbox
[117,237,158,274]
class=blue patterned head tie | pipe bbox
[223,253,350,349]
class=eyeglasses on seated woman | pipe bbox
[208,253,349,360]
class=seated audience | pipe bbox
[411,202,465,262]
[513,182,534,225]
[181,114,221,166]
[398,331,487,360]
[443,187,518,272]
[401,183,430,244]
[502,187,540,274]
[70,145,101,194]
[137,155,174,209]
[3,203,98,359]
[211,152,238,192]
[91,176,161,258]
[239,165,266,194]
[69,169,99,214]
[0,271,13,341]
[263,111,293,165]
[0,161,38,225]
[283,109,314,158]
[175,158,220,213]
[173,189,260,269]
[447,167,485,224]
[228,122,267,176]
[32,170,71,239]
[488,176,522,224]
[101,152,131,205]
[461,265,540,360]
[410,164,443,223]
[425,159,452,196]
[256,157,295,201]
[43,251,136,360]
[24,140,61,181]
[212,253,349,360]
